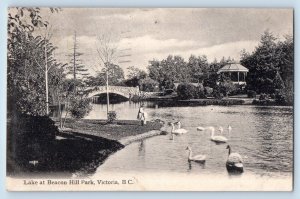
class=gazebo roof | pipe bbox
[217,63,249,74]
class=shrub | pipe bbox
[219,80,236,97]
[259,93,268,100]
[247,90,257,98]
[195,84,206,98]
[7,113,58,167]
[164,89,175,96]
[212,85,224,99]
[69,98,92,119]
[107,111,117,123]
[275,87,293,105]
[139,78,159,92]
[204,86,213,96]
[177,83,197,100]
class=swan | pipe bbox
[197,126,214,131]
[207,127,228,143]
[197,126,205,131]
[169,133,175,140]
[228,125,232,133]
[226,145,244,173]
[176,121,188,132]
[171,122,188,135]
[186,146,206,163]
[218,126,224,134]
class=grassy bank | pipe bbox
[59,118,163,140]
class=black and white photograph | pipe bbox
[6,8,293,191]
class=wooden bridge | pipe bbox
[81,86,140,99]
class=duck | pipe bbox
[186,146,206,163]
[207,127,228,143]
[170,122,188,135]
[226,145,244,173]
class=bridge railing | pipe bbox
[81,86,140,98]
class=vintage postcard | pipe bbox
[6,8,293,191]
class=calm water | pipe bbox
[85,102,293,178]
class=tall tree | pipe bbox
[66,31,89,92]
[100,63,125,85]
[240,30,285,94]
[7,8,60,116]
[148,55,189,89]
[187,55,209,83]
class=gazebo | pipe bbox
[217,63,249,85]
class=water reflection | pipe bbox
[138,140,146,157]
[187,161,206,171]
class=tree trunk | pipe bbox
[45,41,49,115]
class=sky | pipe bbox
[36,8,293,77]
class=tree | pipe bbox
[139,78,159,92]
[125,66,147,87]
[7,8,61,116]
[240,30,293,97]
[148,55,190,89]
[66,31,89,93]
[100,63,125,85]
[241,31,278,94]
[187,55,209,83]
[95,33,120,118]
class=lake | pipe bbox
[85,101,293,190]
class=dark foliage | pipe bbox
[69,98,92,119]
[247,90,257,98]
[107,111,117,123]
[7,113,58,170]
[240,30,293,105]
[177,83,197,100]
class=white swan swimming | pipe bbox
[186,146,206,163]
[207,127,228,143]
[197,126,205,131]
[171,122,188,135]
[228,125,232,133]
[197,126,214,131]
[226,145,244,173]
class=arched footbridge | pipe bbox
[81,86,140,99]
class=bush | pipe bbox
[259,93,268,100]
[139,78,159,92]
[177,83,197,100]
[195,84,206,98]
[164,89,175,96]
[107,111,117,123]
[275,87,293,105]
[247,90,257,98]
[7,113,58,167]
[69,98,92,119]
[204,86,213,96]
[212,85,223,99]
[269,93,276,99]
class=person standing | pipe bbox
[137,104,147,126]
